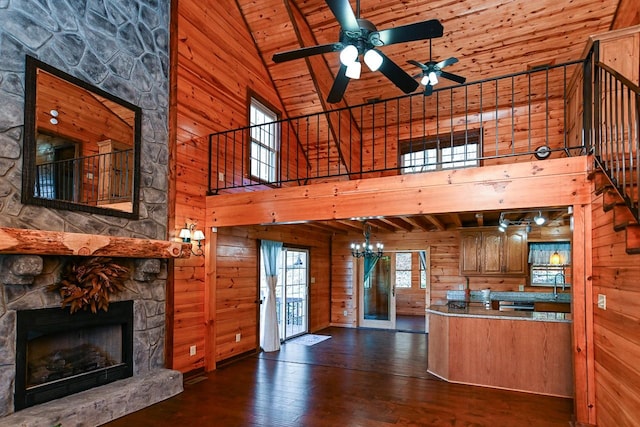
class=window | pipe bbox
[249,98,279,183]
[419,251,427,289]
[399,130,480,174]
[395,252,412,288]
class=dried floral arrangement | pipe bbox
[48,257,130,314]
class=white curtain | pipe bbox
[528,242,571,265]
[260,240,283,352]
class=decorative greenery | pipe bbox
[48,257,129,314]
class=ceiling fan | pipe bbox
[272,0,444,103]
[408,39,466,95]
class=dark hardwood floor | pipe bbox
[396,314,426,333]
[104,327,573,426]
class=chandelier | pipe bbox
[350,222,384,258]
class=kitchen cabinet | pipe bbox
[460,228,527,275]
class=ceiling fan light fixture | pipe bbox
[345,60,362,79]
[340,44,358,66]
[534,211,546,226]
[428,71,439,86]
[420,75,430,86]
[363,49,383,71]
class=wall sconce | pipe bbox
[179,223,205,256]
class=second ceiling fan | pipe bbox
[272,0,444,103]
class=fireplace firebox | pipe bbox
[15,301,134,410]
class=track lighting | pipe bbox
[363,49,383,71]
[533,211,546,226]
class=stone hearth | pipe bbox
[0,254,183,424]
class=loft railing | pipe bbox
[208,60,586,194]
[588,44,640,222]
[35,149,133,205]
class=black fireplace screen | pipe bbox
[15,300,133,410]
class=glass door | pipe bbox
[260,247,309,342]
[359,255,396,329]
[280,249,308,340]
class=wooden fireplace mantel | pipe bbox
[0,227,191,258]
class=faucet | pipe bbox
[553,273,565,299]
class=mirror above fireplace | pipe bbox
[21,55,141,218]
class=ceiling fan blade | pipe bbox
[273,43,340,63]
[325,0,359,32]
[376,19,443,46]
[436,57,458,69]
[424,84,434,96]
[440,71,466,84]
[327,64,350,103]
[377,52,419,94]
[407,59,427,71]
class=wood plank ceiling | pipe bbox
[226,0,619,233]
[179,0,623,234]
[238,0,620,117]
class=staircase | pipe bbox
[589,58,640,253]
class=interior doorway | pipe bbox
[358,255,396,329]
[260,247,310,342]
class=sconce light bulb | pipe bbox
[50,109,59,117]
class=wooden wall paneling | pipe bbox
[331,229,529,326]
[591,180,640,426]
[211,225,332,363]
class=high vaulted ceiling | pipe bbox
[237,0,623,118]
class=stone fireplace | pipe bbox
[0,253,183,426]
[15,301,134,410]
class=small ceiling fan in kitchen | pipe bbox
[272,0,444,103]
[408,39,466,95]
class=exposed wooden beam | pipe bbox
[425,215,446,231]
[370,218,403,232]
[450,213,463,228]
[208,158,591,227]
[476,213,485,227]
[383,217,415,232]
[285,1,362,176]
[403,216,434,232]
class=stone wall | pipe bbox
[0,254,169,417]
[0,0,170,240]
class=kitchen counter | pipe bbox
[428,304,573,398]
[427,304,571,322]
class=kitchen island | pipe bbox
[427,304,573,397]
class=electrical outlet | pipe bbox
[235,333,241,342]
[458,284,464,290]
[189,345,196,356]
[343,310,348,316]
[519,284,525,292]
[218,172,224,182]
[597,294,607,310]
[86,172,94,179]
[310,277,316,284]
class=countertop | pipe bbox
[427,304,572,323]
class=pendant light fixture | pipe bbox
[350,222,383,259]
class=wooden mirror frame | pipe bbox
[22,55,141,219]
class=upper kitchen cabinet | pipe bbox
[460,229,527,276]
